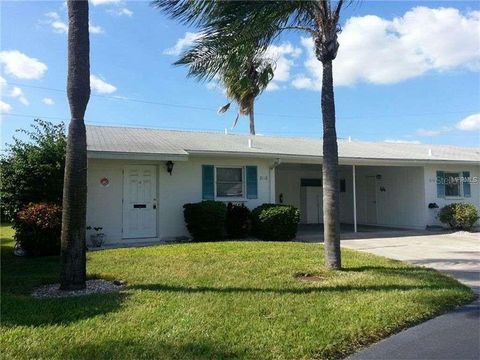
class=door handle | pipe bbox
[153,204,157,209]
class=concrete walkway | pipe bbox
[342,231,479,360]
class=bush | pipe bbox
[1,119,66,221]
[438,203,479,230]
[226,203,251,239]
[14,203,62,256]
[183,201,227,241]
[252,204,300,241]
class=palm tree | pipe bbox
[217,55,275,135]
[60,0,91,290]
[155,0,347,269]
[176,37,275,135]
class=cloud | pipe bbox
[414,113,480,136]
[119,8,133,17]
[456,113,480,131]
[89,23,104,34]
[44,12,104,34]
[264,42,302,91]
[42,98,55,106]
[43,12,68,33]
[0,101,12,113]
[45,11,59,20]
[265,82,280,91]
[0,50,47,80]
[416,126,452,137]
[51,20,68,33]
[90,0,120,5]
[294,7,480,90]
[0,75,6,89]
[291,76,316,90]
[108,7,133,17]
[90,75,117,94]
[9,86,29,106]
[384,139,421,144]
[163,32,202,56]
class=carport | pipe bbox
[274,162,427,232]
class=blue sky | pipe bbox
[1,0,479,148]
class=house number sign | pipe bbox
[100,177,110,187]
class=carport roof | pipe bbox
[86,125,480,163]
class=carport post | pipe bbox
[353,165,357,232]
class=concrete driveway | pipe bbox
[342,231,480,360]
[342,231,479,293]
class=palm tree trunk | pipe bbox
[249,102,256,135]
[321,60,341,269]
[60,0,91,290]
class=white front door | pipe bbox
[123,165,157,239]
[365,176,377,224]
[305,186,323,224]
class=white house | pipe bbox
[86,125,480,245]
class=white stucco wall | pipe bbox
[87,156,273,244]
[355,166,426,229]
[275,165,354,224]
[87,156,480,244]
[423,163,480,227]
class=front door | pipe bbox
[305,186,323,224]
[123,165,157,239]
[365,176,377,224]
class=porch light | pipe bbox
[166,161,174,175]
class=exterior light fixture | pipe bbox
[166,161,174,175]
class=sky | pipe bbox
[1,0,479,149]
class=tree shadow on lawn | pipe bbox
[57,339,244,360]
[343,265,473,288]
[1,292,127,328]
[131,282,453,295]
[130,265,472,296]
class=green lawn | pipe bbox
[1,224,474,360]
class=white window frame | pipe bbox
[214,166,246,201]
[443,171,463,199]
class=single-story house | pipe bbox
[86,125,479,245]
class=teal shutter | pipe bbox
[202,165,214,200]
[463,171,471,197]
[246,166,258,199]
[436,171,445,198]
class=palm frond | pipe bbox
[231,112,240,129]
[217,103,231,114]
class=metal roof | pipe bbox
[86,125,480,163]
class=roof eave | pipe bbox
[187,150,479,165]
[87,150,188,161]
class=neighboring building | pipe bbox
[86,125,480,245]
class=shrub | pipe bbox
[226,203,251,239]
[183,201,227,241]
[1,119,66,221]
[252,204,300,241]
[14,203,62,256]
[438,203,479,230]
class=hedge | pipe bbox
[226,203,251,239]
[438,203,478,230]
[252,204,300,241]
[183,201,227,241]
[14,203,62,256]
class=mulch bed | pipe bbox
[32,279,125,299]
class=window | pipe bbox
[216,167,244,198]
[300,178,322,187]
[445,172,461,197]
[340,179,346,193]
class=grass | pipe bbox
[1,224,474,360]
